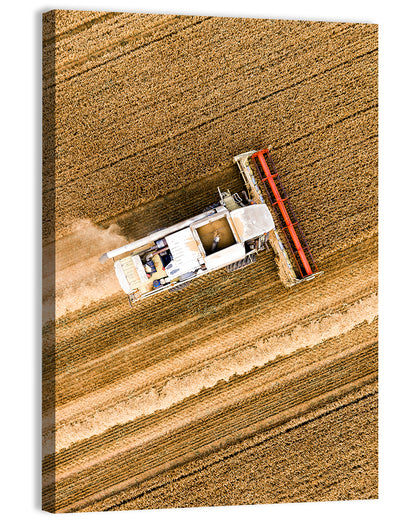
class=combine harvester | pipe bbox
[100,148,321,305]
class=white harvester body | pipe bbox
[100,200,275,304]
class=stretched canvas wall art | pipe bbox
[42,10,378,513]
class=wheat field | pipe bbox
[42,11,378,512]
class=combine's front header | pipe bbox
[234,148,322,287]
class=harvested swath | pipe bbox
[45,343,378,511]
[43,235,377,409]
[46,320,378,481]
[47,293,377,455]
[100,384,378,511]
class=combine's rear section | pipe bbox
[234,148,322,287]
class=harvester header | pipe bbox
[251,148,318,279]
[233,148,321,287]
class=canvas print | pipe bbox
[42,10,378,513]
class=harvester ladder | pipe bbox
[251,149,318,279]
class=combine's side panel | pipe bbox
[251,149,319,279]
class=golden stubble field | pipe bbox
[42,11,378,512]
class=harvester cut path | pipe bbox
[100,148,322,305]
